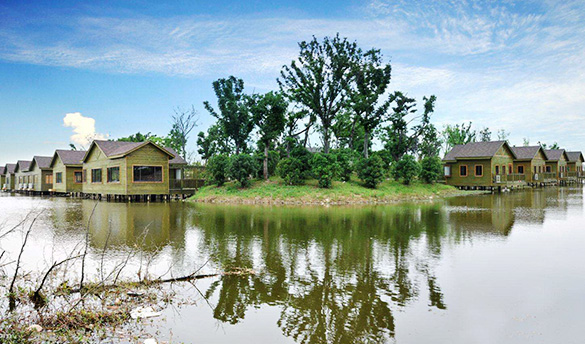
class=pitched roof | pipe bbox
[510,146,543,160]
[83,140,174,161]
[0,166,5,175]
[53,150,87,166]
[566,151,584,162]
[544,149,567,161]
[443,141,514,161]
[32,156,53,170]
[165,147,187,165]
[15,160,32,172]
[5,164,16,174]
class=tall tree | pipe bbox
[283,109,312,157]
[497,129,509,141]
[415,96,441,158]
[381,91,417,162]
[248,92,288,180]
[479,127,492,142]
[349,48,392,158]
[442,122,476,153]
[197,124,232,164]
[170,106,199,158]
[204,76,253,154]
[279,34,360,154]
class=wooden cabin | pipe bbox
[50,150,86,194]
[566,151,584,180]
[443,141,523,188]
[28,156,54,193]
[510,146,548,184]
[544,149,569,183]
[3,163,16,191]
[0,166,5,191]
[165,147,192,194]
[14,160,32,191]
[81,140,177,199]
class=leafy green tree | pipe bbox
[204,76,253,154]
[442,122,476,152]
[497,129,509,141]
[392,154,421,185]
[277,157,305,185]
[538,141,560,149]
[523,138,530,146]
[208,154,230,186]
[310,153,339,188]
[253,148,279,179]
[356,155,385,188]
[419,156,442,184]
[413,96,440,158]
[228,154,257,187]
[333,149,355,182]
[290,145,313,179]
[349,48,392,158]
[381,92,416,162]
[479,127,492,142]
[279,34,360,154]
[117,132,155,142]
[248,92,288,180]
[197,123,233,163]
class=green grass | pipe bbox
[190,176,465,205]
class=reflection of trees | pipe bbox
[191,204,452,343]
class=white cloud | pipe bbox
[63,112,108,146]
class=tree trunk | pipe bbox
[264,144,269,180]
[323,126,330,154]
[364,131,369,159]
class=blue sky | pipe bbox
[1,0,585,163]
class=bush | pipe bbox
[392,154,421,185]
[420,156,442,184]
[333,149,354,182]
[290,146,313,179]
[228,154,258,187]
[277,157,305,185]
[357,155,385,188]
[254,149,280,179]
[207,154,229,186]
[310,153,339,188]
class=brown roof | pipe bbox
[544,149,567,161]
[566,151,584,162]
[32,156,53,170]
[54,150,87,166]
[0,166,5,175]
[5,164,16,174]
[443,141,514,161]
[510,146,543,160]
[84,140,174,161]
[165,147,187,165]
[15,160,32,172]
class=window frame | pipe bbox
[91,168,103,184]
[55,172,63,184]
[459,165,468,177]
[74,171,83,184]
[107,166,121,184]
[517,165,524,175]
[474,164,483,177]
[132,165,164,183]
[444,165,451,177]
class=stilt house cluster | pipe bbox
[443,141,584,190]
[1,140,199,201]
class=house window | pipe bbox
[501,165,506,175]
[107,167,120,183]
[546,166,551,173]
[459,165,468,177]
[91,169,102,183]
[74,171,83,184]
[475,165,483,177]
[133,166,163,182]
[46,174,53,184]
[495,165,500,175]
[444,166,451,177]
[55,172,63,184]
[508,164,513,174]
[518,166,524,174]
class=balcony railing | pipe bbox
[169,179,206,191]
[493,173,526,183]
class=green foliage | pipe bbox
[479,127,492,142]
[277,157,305,185]
[392,154,421,185]
[442,122,476,152]
[254,149,280,179]
[332,149,355,182]
[290,145,313,179]
[207,154,229,186]
[419,156,443,184]
[310,153,339,188]
[228,154,258,188]
[356,155,385,188]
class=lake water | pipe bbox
[0,187,584,343]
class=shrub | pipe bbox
[228,154,258,187]
[207,154,229,186]
[254,149,280,179]
[290,146,313,179]
[277,157,305,185]
[420,156,443,184]
[310,153,339,188]
[357,155,385,188]
[392,154,421,185]
[333,149,354,182]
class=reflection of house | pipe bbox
[511,146,548,184]
[50,150,86,194]
[28,156,53,193]
[446,195,515,235]
[544,149,569,183]
[3,163,16,191]
[443,141,522,188]
[14,160,32,192]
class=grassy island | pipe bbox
[189,177,467,205]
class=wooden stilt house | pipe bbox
[3,164,16,191]
[510,146,548,184]
[28,156,54,193]
[544,149,569,183]
[0,166,5,191]
[443,141,522,188]
[566,151,584,180]
[14,160,32,191]
[50,150,86,194]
